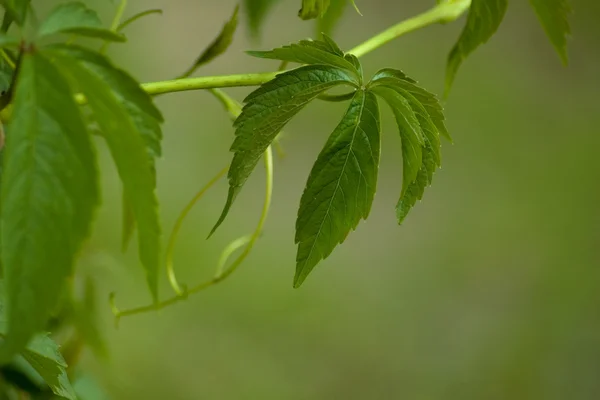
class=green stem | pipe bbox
[100,0,128,54]
[142,72,279,96]
[110,0,129,31]
[348,0,471,58]
[131,1,470,97]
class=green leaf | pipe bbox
[211,65,359,235]
[395,142,437,224]
[47,45,162,302]
[0,313,76,400]
[51,45,162,257]
[38,1,126,42]
[20,334,77,400]
[446,0,508,95]
[117,8,163,32]
[317,0,347,36]
[244,0,279,38]
[299,0,330,20]
[121,192,136,252]
[180,5,239,78]
[529,0,571,64]
[373,68,450,142]
[0,50,99,362]
[294,90,380,287]
[0,0,31,26]
[247,35,360,78]
[369,70,448,224]
[370,86,423,196]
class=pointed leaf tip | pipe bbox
[294,90,381,285]
[445,0,508,94]
[529,0,571,65]
[217,63,358,231]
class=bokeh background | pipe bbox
[47,0,600,398]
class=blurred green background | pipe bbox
[55,0,600,398]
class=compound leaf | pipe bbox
[446,0,508,94]
[211,64,359,235]
[180,5,239,78]
[529,0,571,64]
[0,50,99,360]
[295,90,380,287]
[47,45,162,302]
[38,1,126,42]
[247,35,360,78]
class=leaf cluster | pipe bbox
[0,0,575,397]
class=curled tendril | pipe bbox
[109,146,274,321]
[215,235,252,278]
[166,166,228,295]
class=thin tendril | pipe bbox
[110,146,274,322]
[166,167,228,295]
[215,235,252,278]
[100,0,128,54]
[117,9,163,32]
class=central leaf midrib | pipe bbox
[300,90,366,268]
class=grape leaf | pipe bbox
[299,0,331,20]
[369,70,447,224]
[0,0,30,26]
[247,35,360,76]
[317,0,347,36]
[529,0,571,64]
[446,0,508,94]
[38,1,126,42]
[0,50,99,360]
[47,45,162,302]
[180,5,239,78]
[295,90,380,287]
[244,0,279,38]
[211,64,359,235]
